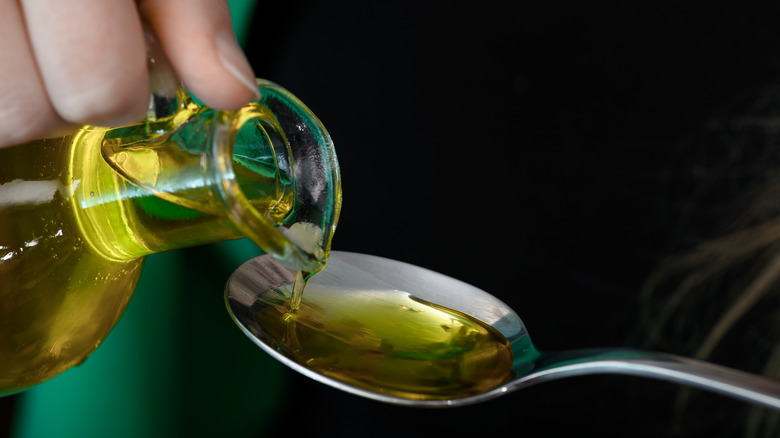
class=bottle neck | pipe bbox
[75,79,341,272]
[70,126,247,261]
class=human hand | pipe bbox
[0,0,259,148]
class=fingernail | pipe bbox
[215,29,260,100]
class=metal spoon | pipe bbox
[225,251,780,410]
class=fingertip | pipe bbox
[141,0,259,111]
[0,104,75,149]
[55,75,150,127]
[23,0,150,128]
[213,28,261,104]
[0,0,75,148]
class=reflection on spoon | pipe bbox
[225,251,780,410]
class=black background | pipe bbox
[244,1,780,437]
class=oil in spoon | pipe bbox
[254,275,515,400]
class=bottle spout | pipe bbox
[100,79,340,273]
[93,25,340,272]
[219,81,341,272]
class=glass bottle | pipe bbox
[0,70,341,395]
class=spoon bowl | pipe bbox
[226,251,780,410]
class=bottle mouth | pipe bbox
[212,80,341,273]
[101,80,341,272]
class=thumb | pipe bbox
[139,0,259,110]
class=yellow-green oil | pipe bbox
[0,117,292,394]
[1,103,509,399]
[0,133,144,394]
[254,280,515,400]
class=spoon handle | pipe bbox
[518,348,780,410]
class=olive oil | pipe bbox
[253,280,515,400]
[0,128,291,395]
[288,270,312,311]
[1,134,146,395]
[1,78,340,396]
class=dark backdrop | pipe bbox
[242,1,780,437]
